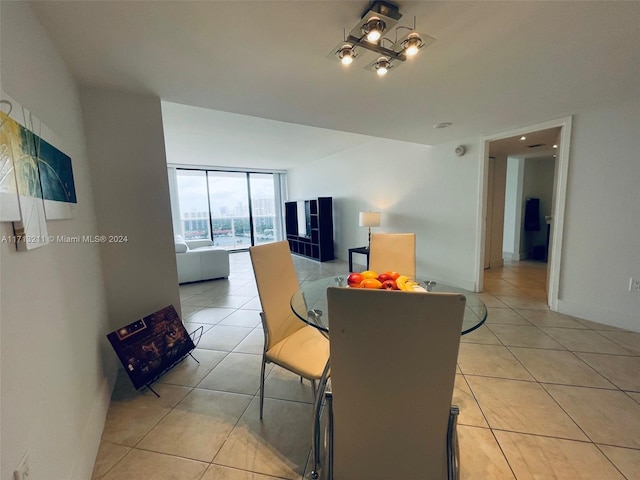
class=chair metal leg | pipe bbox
[259,312,269,420]
[326,391,334,480]
[310,359,331,480]
[447,405,460,480]
[259,354,267,420]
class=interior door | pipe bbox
[484,157,494,269]
[484,156,507,270]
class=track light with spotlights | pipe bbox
[328,1,435,76]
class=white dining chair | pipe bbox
[249,241,330,419]
[368,232,416,279]
[324,287,465,480]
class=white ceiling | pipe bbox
[161,101,378,170]
[29,1,640,169]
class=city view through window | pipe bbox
[176,169,279,250]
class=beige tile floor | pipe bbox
[93,254,640,480]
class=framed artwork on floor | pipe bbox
[107,305,196,391]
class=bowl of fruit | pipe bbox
[346,270,422,291]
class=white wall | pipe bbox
[288,136,482,290]
[557,100,640,331]
[1,3,113,479]
[503,156,525,259]
[80,88,180,328]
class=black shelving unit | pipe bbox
[284,197,334,262]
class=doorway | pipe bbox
[477,117,572,310]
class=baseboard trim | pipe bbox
[69,376,114,480]
[556,299,640,333]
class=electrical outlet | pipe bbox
[630,277,640,294]
[14,452,30,480]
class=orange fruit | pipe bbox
[385,271,400,280]
[361,278,383,289]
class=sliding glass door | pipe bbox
[173,168,282,250]
[249,173,277,245]
[176,170,210,240]
[207,171,251,248]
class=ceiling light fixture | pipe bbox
[520,136,527,141]
[329,1,435,76]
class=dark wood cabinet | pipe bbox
[284,197,334,262]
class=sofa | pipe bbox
[175,236,230,284]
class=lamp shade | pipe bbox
[359,211,381,228]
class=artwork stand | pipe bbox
[107,306,204,396]
[142,325,204,397]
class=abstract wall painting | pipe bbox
[5,106,49,250]
[0,101,21,221]
[38,135,77,220]
[0,92,77,250]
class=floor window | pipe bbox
[170,167,284,250]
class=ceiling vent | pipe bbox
[528,143,546,148]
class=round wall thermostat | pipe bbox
[455,145,466,156]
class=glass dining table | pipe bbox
[290,275,488,479]
[291,276,488,336]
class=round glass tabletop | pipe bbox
[290,276,487,335]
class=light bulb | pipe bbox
[375,57,390,76]
[403,34,423,56]
[363,18,384,43]
[338,46,355,65]
[406,44,419,56]
[367,29,382,42]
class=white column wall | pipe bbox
[1,3,113,479]
[503,156,524,260]
[80,88,180,327]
